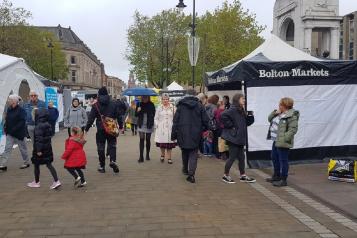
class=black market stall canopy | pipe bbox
[205,35,357,168]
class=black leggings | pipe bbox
[66,168,86,183]
[34,162,58,183]
[131,124,137,134]
[139,132,151,160]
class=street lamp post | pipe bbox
[47,42,54,80]
[176,0,197,90]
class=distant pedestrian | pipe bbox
[27,109,61,189]
[172,94,209,183]
[223,95,231,109]
[136,96,156,163]
[206,95,220,158]
[23,90,46,144]
[61,127,87,188]
[64,98,88,137]
[127,101,138,136]
[221,93,255,184]
[214,101,227,160]
[47,101,59,136]
[202,130,214,157]
[85,87,121,174]
[266,97,299,187]
[121,96,129,133]
[0,95,29,171]
[154,93,176,164]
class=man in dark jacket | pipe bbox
[85,87,121,174]
[0,95,29,171]
[171,95,209,183]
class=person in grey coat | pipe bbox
[221,93,256,184]
[64,98,88,137]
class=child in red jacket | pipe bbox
[61,127,87,188]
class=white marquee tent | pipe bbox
[0,53,45,152]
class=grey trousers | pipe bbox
[27,125,35,144]
[182,149,198,176]
[0,135,29,166]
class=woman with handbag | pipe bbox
[136,96,156,163]
[85,87,120,174]
[154,93,176,164]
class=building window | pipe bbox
[349,19,354,60]
[71,70,76,82]
[70,56,76,65]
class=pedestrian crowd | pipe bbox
[0,86,299,189]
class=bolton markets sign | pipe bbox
[259,68,330,78]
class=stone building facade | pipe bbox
[273,0,342,59]
[106,76,125,98]
[37,25,103,90]
[340,12,357,60]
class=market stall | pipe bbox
[205,35,357,168]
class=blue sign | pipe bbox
[45,87,58,108]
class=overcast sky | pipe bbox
[11,0,356,82]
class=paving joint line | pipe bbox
[243,169,339,238]
[252,169,357,234]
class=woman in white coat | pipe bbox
[155,93,176,164]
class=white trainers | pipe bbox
[27,181,40,188]
[50,181,61,190]
[78,181,87,188]
[74,177,81,187]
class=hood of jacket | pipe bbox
[70,105,82,111]
[178,96,199,109]
[283,109,300,119]
[35,108,49,123]
[98,95,110,106]
[70,136,86,146]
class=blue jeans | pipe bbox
[203,141,213,155]
[271,142,290,179]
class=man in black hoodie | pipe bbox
[85,87,121,174]
[171,95,209,183]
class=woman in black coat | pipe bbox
[135,96,156,163]
[27,109,61,189]
[220,93,255,184]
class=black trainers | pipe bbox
[266,176,281,183]
[240,175,256,183]
[0,166,7,172]
[146,156,151,161]
[138,159,144,163]
[273,180,288,187]
[109,162,119,173]
[186,175,196,183]
[222,175,236,184]
[97,167,105,173]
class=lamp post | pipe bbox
[47,41,54,80]
[176,0,197,90]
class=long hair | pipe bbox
[232,93,245,114]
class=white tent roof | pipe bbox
[167,81,184,91]
[0,54,23,71]
[213,34,320,75]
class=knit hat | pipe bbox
[98,87,108,96]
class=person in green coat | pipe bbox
[266,97,299,187]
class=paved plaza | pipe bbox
[0,130,356,238]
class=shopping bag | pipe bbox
[328,159,357,183]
